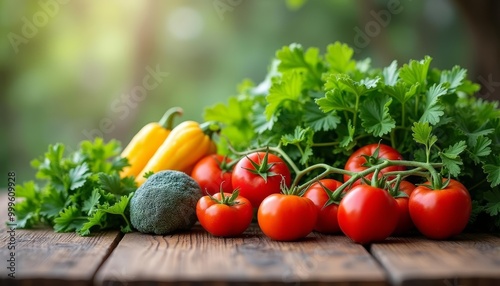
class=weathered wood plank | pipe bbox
[94,224,388,286]
[0,192,123,286]
[371,234,500,286]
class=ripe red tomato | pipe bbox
[191,154,233,195]
[231,152,291,208]
[409,179,471,240]
[344,143,405,186]
[392,180,416,235]
[303,179,343,233]
[196,192,253,237]
[258,194,318,241]
[338,184,399,244]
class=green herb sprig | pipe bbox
[15,138,136,236]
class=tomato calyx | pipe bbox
[386,175,409,198]
[364,169,409,199]
[417,173,451,191]
[208,188,241,206]
[315,179,342,206]
[361,144,384,167]
[241,148,279,183]
[280,176,302,196]
[213,155,233,174]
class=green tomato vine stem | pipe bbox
[229,144,444,199]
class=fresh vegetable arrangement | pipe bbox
[14,112,219,236]
[14,41,500,242]
[204,41,500,234]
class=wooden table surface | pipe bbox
[1,193,499,286]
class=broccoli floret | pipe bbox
[130,170,202,234]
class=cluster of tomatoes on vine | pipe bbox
[191,143,472,244]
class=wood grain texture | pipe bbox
[371,234,500,286]
[0,192,123,286]
[94,224,387,286]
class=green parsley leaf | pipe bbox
[316,88,355,113]
[338,120,355,148]
[98,173,135,196]
[265,70,305,120]
[359,95,396,137]
[457,79,481,94]
[14,200,38,228]
[101,193,132,215]
[100,193,134,233]
[31,143,68,191]
[441,141,467,159]
[303,101,340,131]
[469,136,492,164]
[439,141,467,176]
[325,74,379,97]
[111,156,130,172]
[382,60,398,86]
[419,83,448,124]
[484,190,500,216]
[456,117,495,147]
[53,206,86,233]
[204,95,256,152]
[412,122,438,147]
[440,65,467,91]
[483,156,500,187]
[254,111,277,134]
[325,42,356,74]
[68,163,90,190]
[300,146,314,166]
[78,210,106,236]
[276,43,322,88]
[276,43,308,71]
[82,188,101,216]
[385,81,419,104]
[39,187,67,220]
[399,56,432,88]
[16,181,40,200]
[281,126,313,146]
[79,138,123,174]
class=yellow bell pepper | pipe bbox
[135,121,219,186]
[120,107,183,179]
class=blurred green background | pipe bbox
[2,0,499,187]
